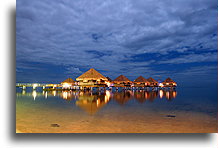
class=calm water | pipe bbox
[16,87,217,133]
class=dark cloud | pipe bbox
[16,0,217,85]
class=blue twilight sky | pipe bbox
[16,0,217,87]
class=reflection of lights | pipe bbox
[63,92,68,99]
[173,91,177,98]
[79,92,84,95]
[45,92,48,99]
[83,100,87,104]
[145,92,148,99]
[32,90,37,100]
[96,99,100,107]
[166,92,170,99]
[159,90,163,98]
[52,91,56,96]
[104,90,111,102]
[22,90,26,95]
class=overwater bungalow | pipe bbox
[162,77,177,87]
[113,75,132,88]
[61,78,76,89]
[147,77,158,87]
[133,76,149,88]
[76,68,108,89]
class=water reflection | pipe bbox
[76,91,109,114]
[16,89,177,114]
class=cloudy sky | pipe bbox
[16,0,217,87]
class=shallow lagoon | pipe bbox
[16,87,217,133]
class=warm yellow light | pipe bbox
[45,92,48,99]
[63,92,68,99]
[106,81,111,87]
[33,83,38,87]
[159,90,163,98]
[159,83,164,87]
[63,83,71,88]
[96,99,100,107]
[173,91,177,98]
[52,91,56,96]
[32,90,37,100]
[166,92,170,99]
[104,90,111,102]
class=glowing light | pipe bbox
[159,90,163,98]
[32,90,37,100]
[62,83,71,88]
[96,99,100,107]
[106,81,111,87]
[63,92,68,99]
[173,91,177,98]
[53,91,56,96]
[166,92,170,99]
[22,90,26,95]
[45,92,48,99]
[159,83,164,87]
[33,83,38,89]
[104,90,111,102]
[33,83,38,87]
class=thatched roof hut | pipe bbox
[61,78,76,88]
[61,78,75,84]
[147,77,158,87]
[147,77,158,83]
[134,76,149,83]
[113,75,131,83]
[113,75,132,87]
[162,77,177,87]
[76,68,108,81]
[133,76,149,87]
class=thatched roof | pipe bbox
[134,76,148,82]
[106,76,112,82]
[61,78,75,84]
[76,68,108,81]
[163,77,176,83]
[147,77,158,83]
[113,75,131,82]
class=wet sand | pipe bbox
[16,105,217,133]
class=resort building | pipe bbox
[133,76,149,87]
[147,77,158,87]
[61,78,76,89]
[162,77,177,87]
[113,75,132,87]
[76,68,108,88]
